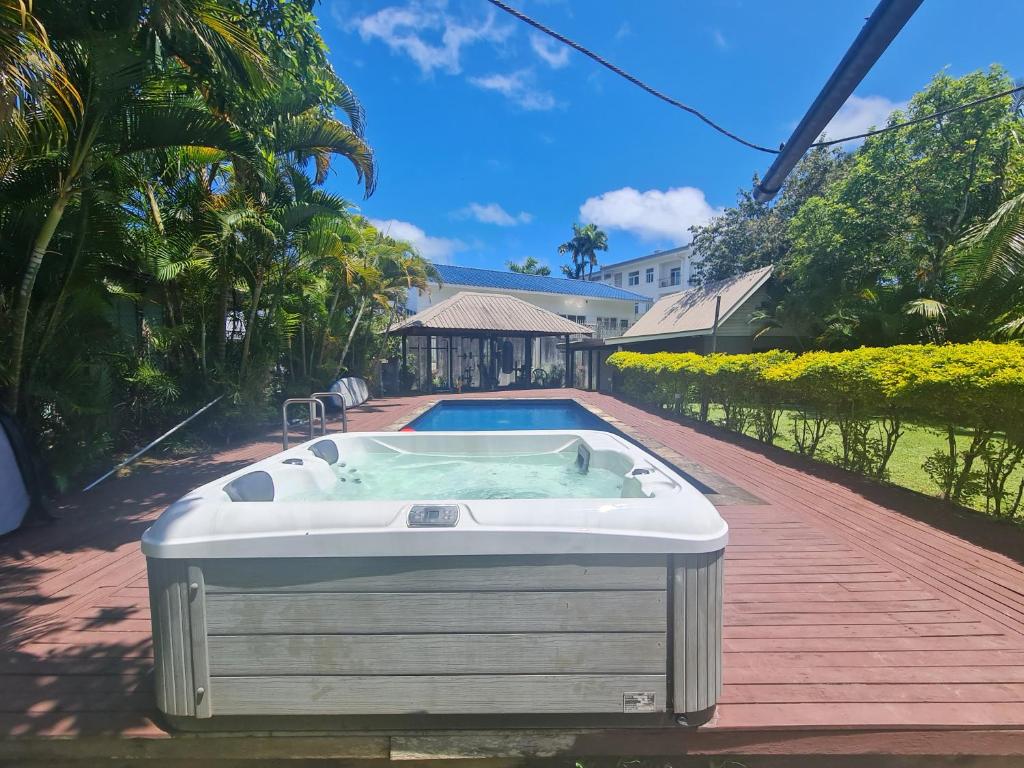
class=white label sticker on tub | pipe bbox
[622,691,656,713]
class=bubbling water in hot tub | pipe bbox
[284,450,626,501]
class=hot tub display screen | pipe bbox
[407,505,459,527]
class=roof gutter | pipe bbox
[753,0,923,203]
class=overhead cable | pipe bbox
[486,0,1023,156]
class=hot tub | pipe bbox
[143,430,728,728]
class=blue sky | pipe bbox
[320,1,1024,272]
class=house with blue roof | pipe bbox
[408,263,652,339]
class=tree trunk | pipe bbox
[317,284,343,371]
[200,313,208,381]
[239,272,264,379]
[28,191,90,388]
[5,189,74,412]
[215,249,230,371]
[335,296,367,379]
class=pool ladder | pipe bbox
[281,393,348,450]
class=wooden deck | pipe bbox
[2,389,1024,765]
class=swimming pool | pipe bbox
[406,399,611,431]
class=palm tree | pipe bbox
[507,256,550,276]
[0,0,400,484]
[2,1,266,412]
[953,191,1024,338]
[0,0,80,138]
[333,229,437,379]
[557,223,608,279]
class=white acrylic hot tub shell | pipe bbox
[142,430,729,559]
[143,429,728,725]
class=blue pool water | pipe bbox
[405,399,612,432]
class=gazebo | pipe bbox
[390,291,592,392]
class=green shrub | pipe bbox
[608,342,1024,515]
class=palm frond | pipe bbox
[955,191,1024,288]
[904,297,950,321]
[272,112,375,195]
[117,101,256,160]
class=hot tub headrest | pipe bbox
[309,440,339,465]
[223,471,275,502]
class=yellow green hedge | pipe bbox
[607,342,1024,516]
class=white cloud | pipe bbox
[469,70,557,111]
[529,32,569,69]
[712,29,728,50]
[820,95,907,147]
[614,22,632,41]
[578,186,722,245]
[368,218,466,263]
[456,202,533,226]
[352,3,511,75]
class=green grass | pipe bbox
[697,405,1024,519]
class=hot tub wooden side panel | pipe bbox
[147,554,720,721]
[673,550,725,718]
[147,559,197,718]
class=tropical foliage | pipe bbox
[558,222,608,279]
[609,343,1024,519]
[690,67,1024,349]
[0,0,436,484]
[507,256,550,276]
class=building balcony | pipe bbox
[573,322,630,341]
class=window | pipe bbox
[560,313,586,324]
[620,319,629,330]
[634,302,640,316]
[688,273,700,287]
[670,267,681,286]
[645,267,654,283]
[627,270,640,286]
[613,272,622,287]
[603,273,612,281]
[225,310,245,341]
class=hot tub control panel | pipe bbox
[407,505,460,527]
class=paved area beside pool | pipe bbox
[2,388,1024,765]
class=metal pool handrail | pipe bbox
[310,392,347,433]
[282,397,327,450]
[83,394,225,492]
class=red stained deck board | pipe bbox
[713,701,1024,729]
[0,388,1023,756]
[719,683,1024,704]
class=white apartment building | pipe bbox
[589,245,700,301]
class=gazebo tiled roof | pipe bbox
[393,291,593,336]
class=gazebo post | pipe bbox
[400,335,407,392]
[426,335,433,392]
[446,334,454,391]
[523,335,533,388]
[564,334,571,388]
[478,336,485,390]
